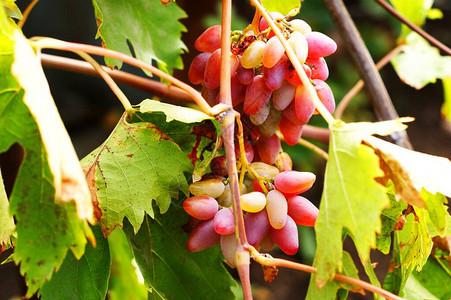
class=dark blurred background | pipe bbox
[1,0,450,299]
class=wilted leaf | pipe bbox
[363,135,451,208]
[92,0,187,73]
[313,119,409,286]
[108,228,147,300]
[124,206,237,299]
[0,170,14,245]
[0,13,93,297]
[261,0,300,16]
[306,251,361,299]
[39,226,111,300]
[391,33,451,89]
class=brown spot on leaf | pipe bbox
[83,164,102,223]
[126,153,134,158]
[394,214,406,231]
[37,260,45,266]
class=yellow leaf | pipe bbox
[11,31,94,222]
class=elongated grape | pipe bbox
[260,233,275,251]
[245,210,271,246]
[236,62,254,85]
[263,36,285,68]
[210,156,228,176]
[220,234,237,267]
[289,19,312,34]
[314,79,335,114]
[306,57,329,81]
[188,52,211,85]
[240,191,266,213]
[294,85,315,124]
[259,12,284,35]
[266,190,288,229]
[305,31,337,58]
[217,186,232,207]
[286,64,312,86]
[273,81,296,111]
[278,116,304,146]
[269,215,298,255]
[252,178,274,194]
[258,105,282,137]
[230,74,247,107]
[187,218,220,252]
[275,152,293,172]
[244,75,272,115]
[201,86,219,107]
[214,208,235,235]
[204,49,239,89]
[288,31,308,64]
[241,40,266,69]
[189,178,225,198]
[263,55,288,90]
[287,196,318,226]
[250,102,270,125]
[194,25,221,52]
[248,162,280,179]
[255,134,281,165]
[274,170,316,194]
[283,101,303,125]
[183,195,219,220]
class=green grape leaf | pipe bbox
[140,99,214,124]
[0,170,14,246]
[306,251,361,299]
[313,119,410,287]
[441,77,451,126]
[1,0,22,19]
[376,183,407,254]
[423,189,448,237]
[39,225,111,300]
[261,0,300,16]
[391,32,451,90]
[123,207,237,300]
[390,0,433,39]
[92,0,187,73]
[403,257,451,300]
[0,14,93,297]
[364,134,451,208]
[108,228,147,300]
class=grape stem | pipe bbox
[30,37,217,116]
[277,132,329,160]
[17,0,40,28]
[249,247,405,300]
[334,46,403,119]
[250,0,335,125]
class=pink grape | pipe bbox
[278,116,304,146]
[287,195,319,226]
[305,31,337,58]
[273,81,296,111]
[194,25,221,52]
[230,74,247,107]
[286,64,311,86]
[283,101,303,125]
[201,87,219,107]
[306,57,329,81]
[266,190,288,229]
[255,134,281,165]
[183,195,219,220]
[214,208,235,235]
[252,178,274,194]
[244,75,272,115]
[187,218,220,252]
[269,215,298,255]
[220,234,237,267]
[263,36,285,68]
[210,156,228,176]
[241,40,266,69]
[294,85,315,124]
[235,140,254,163]
[245,210,270,246]
[236,62,254,85]
[188,52,211,85]
[263,55,288,90]
[274,170,316,194]
[314,79,335,114]
[259,12,284,34]
[204,49,238,89]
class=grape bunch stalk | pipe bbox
[183,12,337,269]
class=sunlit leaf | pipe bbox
[390,0,433,39]
[92,0,187,73]
[422,189,448,237]
[261,0,301,16]
[124,207,237,299]
[39,226,111,300]
[441,77,451,127]
[1,0,22,19]
[0,170,14,246]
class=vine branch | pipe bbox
[17,0,39,28]
[322,0,412,150]
[375,0,451,56]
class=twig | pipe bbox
[31,37,215,116]
[277,132,329,160]
[251,0,335,125]
[335,46,403,119]
[73,51,133,114]
[249,248,405,300]
[321,0,412,150]
[40,54,193,102]
[375,0,451,56]
[303,125,330,144]
[17,0,40,28]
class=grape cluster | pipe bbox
[188,12,337,146]
[184,158,319,264]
